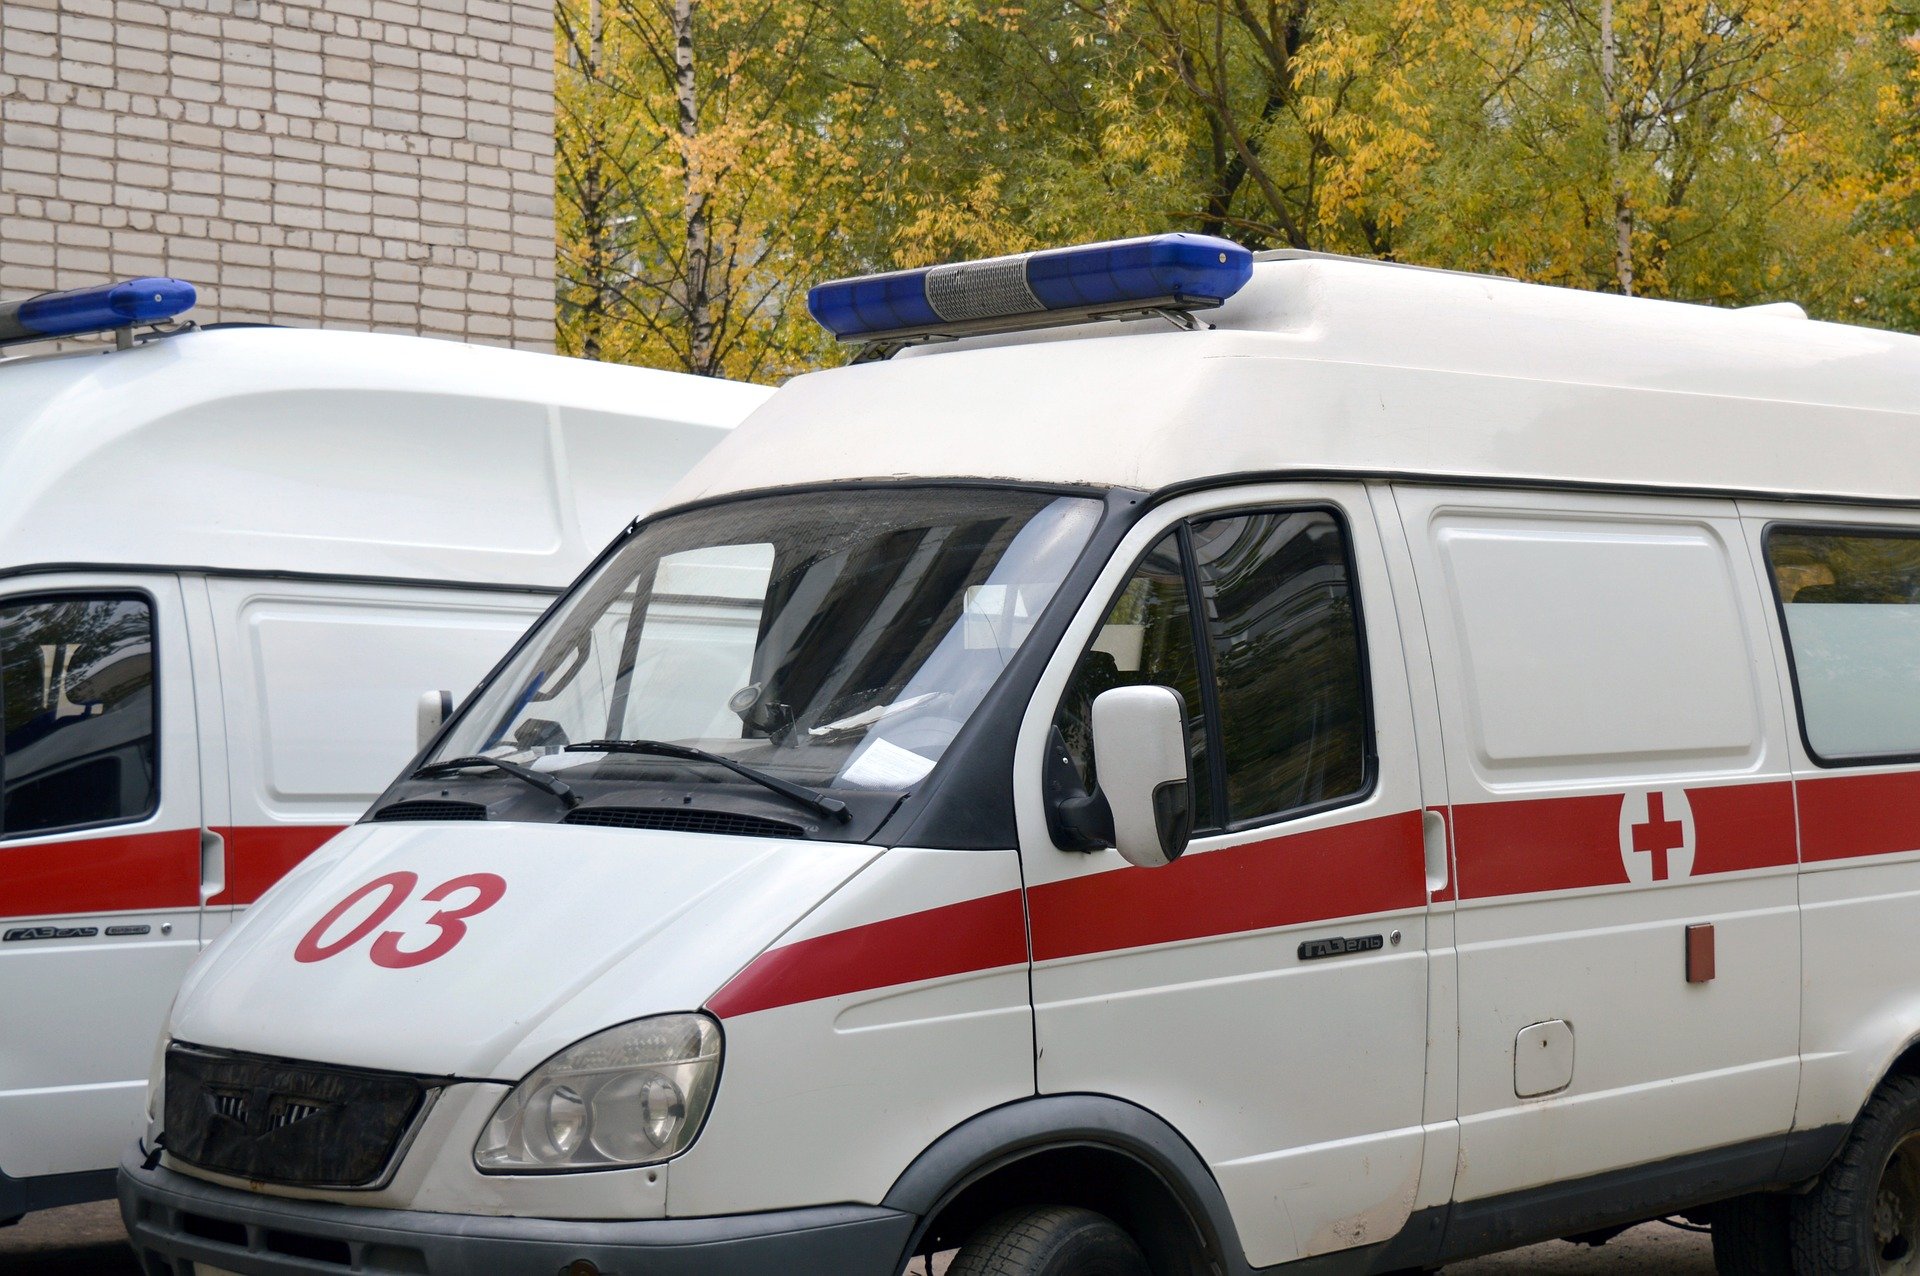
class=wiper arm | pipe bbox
[411,755,579,808]
[564,739,850,822]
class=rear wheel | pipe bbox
[947,1205,1150,1276]
[1711,1193,1792,1275]
[1793,1073,1920,1274]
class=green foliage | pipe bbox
[557,0,1920,382]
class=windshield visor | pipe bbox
[432,487,1102,799]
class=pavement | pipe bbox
[2,1200,1716,1274]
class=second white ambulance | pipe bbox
[119,237,1920,1275]
[0,281,767,1225]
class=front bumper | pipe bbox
[119,1149,917,1276]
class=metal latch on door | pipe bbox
[199,828,226,903]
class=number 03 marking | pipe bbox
[294,872,507,967]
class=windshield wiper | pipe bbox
[411,755,579,808]
[564,739,850,822]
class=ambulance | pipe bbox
[0,279,768,1223]
[116,236,1920,1276]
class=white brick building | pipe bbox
[0,0,555,350]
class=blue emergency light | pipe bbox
[0,277,197,349]
[807,233,1253,354]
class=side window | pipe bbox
[1055,533,1213,830]
[1191,510,1368,824]
[1768,528,1920,762]
[0,595,158,837]
[1053,508,1372,839]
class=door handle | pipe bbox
[199,828,227,903]
[1422,809,1450,895]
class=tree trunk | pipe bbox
[581,0,608,360]
[1600,0,1633,295]
[674,0,719,375]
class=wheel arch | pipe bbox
[881,1093,1249,1276]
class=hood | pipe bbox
[169,822,877,1080]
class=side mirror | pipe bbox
[416,690,453,751]
[1090,685,1193,868]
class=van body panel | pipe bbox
[0,328,769,587]
[675,846,1032,1217]
[166,822,873,1079]
[206,580,546,820]
[1740,503,1920,1137]
[1011,483,1431,1268]
[667,263,1920,512]
[0,574,204,1179]
[1395,488,1803,1204]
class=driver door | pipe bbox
[1015,484,1436,1270]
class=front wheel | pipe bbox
[1793,1073,1920,1274]
[947,1205,1150,1276]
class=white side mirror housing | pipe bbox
[1089,684,1193,868]
[417,689,453,751]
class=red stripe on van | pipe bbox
[1027,810,1426,963]
[706,889,1029,1019]
[1798,770,1920,863]
[0,828,201,919]
[1451,780,1798,900]
[208,825,345,906]
[1690,781,1799,873]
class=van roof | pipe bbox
[0,326,771,587]
[666,253,1920,510]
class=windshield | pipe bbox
[432,487,1102,795]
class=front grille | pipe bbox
[372,799,487,822]
[563,805,804,839]
[164,1044,433,1188]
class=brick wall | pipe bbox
[0,0,555,350]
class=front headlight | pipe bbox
[475,1014,721,1172]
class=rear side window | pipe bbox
[1055,508,1370,835]
[1768,528,1920,763]
[0,595,158,837]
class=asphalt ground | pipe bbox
[1,1200,1717,1274]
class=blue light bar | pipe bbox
[808,233,1253,344]
[0,277,196,347]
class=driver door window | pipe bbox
[1053,508,1370,837]
[1,595,158,837]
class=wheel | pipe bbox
[1712,1193,1792,1275]
[1793,1073,1920,1273]
[947,1205,1150,1276]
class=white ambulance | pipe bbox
[116,237,1920,1276]
[0,280,768,1223]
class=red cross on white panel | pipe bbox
[1618,788,1696,884]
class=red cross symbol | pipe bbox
[1630,791,1686,881]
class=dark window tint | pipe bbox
[1055,533,1213,830]
[1191,511,1367,822]
[1768,529,1920,761]
[1,597,157,837]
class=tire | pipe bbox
[947,1205,1150,1276]
[1711,1193,1792,1275]
[1792,1073,1920,1274]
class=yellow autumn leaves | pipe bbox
[558,0,1920,381]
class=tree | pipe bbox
[1401,0,1889,305]
[555,0,878,380]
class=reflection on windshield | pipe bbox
[433,488,1102,791]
